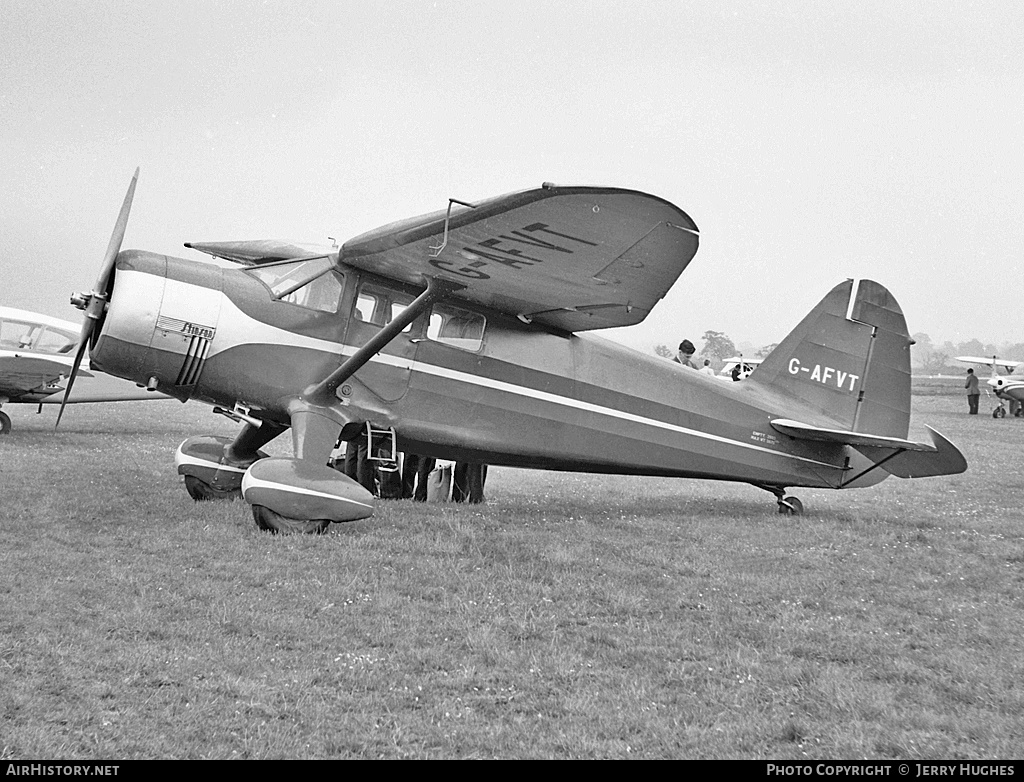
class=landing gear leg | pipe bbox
[0,410,10,435]
[225,420,287,464]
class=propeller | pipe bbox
[56,167,139,429]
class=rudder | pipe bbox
[748,280,912,438]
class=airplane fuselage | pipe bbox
[989,375,1024,403]
[89,250,884,492]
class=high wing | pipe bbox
[956,356,1021,374]
[0,353,86,400]
[184,239,337,266]
[186,185,699,332]
[339,184,699,332]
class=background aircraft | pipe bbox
[0,305,167,433]
[956,356,1024,418]
[719,357,762,381]
[60,171,966,533]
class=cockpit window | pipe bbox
[0,320,37,350]
[427,304,486,351]
[247,257,344,313]
[0,321,77,354]
[34,328,78,354]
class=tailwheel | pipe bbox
[184,475,241,502]
[778,496,804,516]
[251,505,330,535]
[0,411,11,435]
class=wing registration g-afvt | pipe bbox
[340,184,699,332]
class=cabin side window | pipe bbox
[427,304,486,351]
[354,283,415,332]
[247,257,345,313]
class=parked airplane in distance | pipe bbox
[60,170,967,533]
[719,357,762,381]
[0,305,168,433]
[956,356,1024,418]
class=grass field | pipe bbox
[1,390,1022,759]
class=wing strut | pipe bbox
[305,276,465,404]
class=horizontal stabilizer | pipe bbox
[185,240,337,266]
[770,418,936,451]
[771,419,967,479]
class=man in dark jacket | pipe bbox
[965,368,980,414]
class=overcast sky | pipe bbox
[2,0,1021,355]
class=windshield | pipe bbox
[247,257,344,313]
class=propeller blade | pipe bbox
[57,167,139,431]
[55,336,90,430]
[94,167,139,295]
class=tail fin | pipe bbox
[748,279,911,438]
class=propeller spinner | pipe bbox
[57,167,139,428]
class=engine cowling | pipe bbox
[90,250,224,401]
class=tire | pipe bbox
[184,475,241,501]
[251,504,330,535]
[0,411,10,435]
[778,496,804,516]
[994,407,1006,419]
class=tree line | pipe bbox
[910,334,1024,374]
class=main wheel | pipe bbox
[184,475,241,501]
[778,496,804,515]
[0,411,10,435]
[251,505,330,535]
